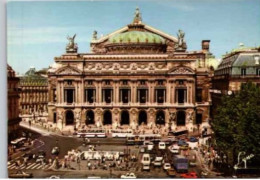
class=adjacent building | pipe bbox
[48,8,213,133]
[19,67,48,116]
[211,45,260,117]
[7,64,21,140]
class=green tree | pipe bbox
[212,82,260,166]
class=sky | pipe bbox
[7,0,260,74]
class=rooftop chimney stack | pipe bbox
[202,40,210,53]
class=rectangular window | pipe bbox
[196,89,203,102]
[256,69,260,76]
[85,89,96,103]
[102,89,113,103]
[241,68,246,76]
[53,89,57,102]
[196,113,202,124]
[155,89,166,103]
[53,112,57,124]
[138,89,148,103]
[120,89,131,103]
[64,89,75,103]
[175,89,187,104]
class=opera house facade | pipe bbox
[47,8,213,133]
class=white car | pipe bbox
[121,173,137,179]
[168,145,180,154]
[141,154,151,165]
[142,164,150,171]
[153,156,163,166]
[163,163,171,170]
[147,142,154,151]
[158,142,166,150]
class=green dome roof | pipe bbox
[109,31,166,44]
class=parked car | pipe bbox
[142,164,150,171]
[22,152,34,160]
[121,173,137,179]
[147,142,154,151]
[51,147,60,155]
[189,137,198,142]
[189,159,197,167]
[158,142,166,150]
[163,163,171,170]
[153,156,163,167]
[168,145,180,154]
[166,168,176,177]
[141,154,151,166]
[140,145,146,153]
[180,172,198,178]
[9,171,33,178]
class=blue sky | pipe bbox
[7,0,260,74]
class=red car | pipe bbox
[180,172,198,178]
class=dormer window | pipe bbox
[241,68,246,76]
[254,55,260,65]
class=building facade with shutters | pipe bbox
[19,67,48,119]
[7,65,21,140]
[211,45,260,118]
[48,8,213,133]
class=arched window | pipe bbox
[65,110,74,125]
[177,111,186,126]
[86,110,95,125]
[138,111,147,125]
[121,111,130,125]
[103,110,112,125]
[156,110,165,125]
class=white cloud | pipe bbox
[7,26,92,45]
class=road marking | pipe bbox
[31,163,41,169]
[8,164,16,169]
[36,164,44,169]
[20,163,32,169]
[8,164,16,168]
[43,164,50,169]
[10,165,17,170]
[26,163,36,169]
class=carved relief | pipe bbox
[169,66,194,75]
[96,63,103,70]
[56,66,81,75]
[186,109,194,123]
[130,63,138,71]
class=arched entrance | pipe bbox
[138,111,147,125]
[156,110,165,125]
[121,111,130,125]
[177,111,186,126]
[86,110,95,125]
[103,110,112,125]
[66,110,74,125]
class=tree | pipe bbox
[212,82,260,166]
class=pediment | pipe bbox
[168,66,195,75]
[55,65,82,75]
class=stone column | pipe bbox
[112,108,120,128]
[172,80,176,104]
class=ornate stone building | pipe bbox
[48,8,213,133]
[19,67,48,115]
[7,65,21,139]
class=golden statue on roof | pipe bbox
[133,7,142,24]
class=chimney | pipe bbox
[202,40,210,53]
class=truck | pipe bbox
[172,155,188,173]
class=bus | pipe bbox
[139,134,161,143]
[126,134,161,145]
[173,155,189,173]
[77,129,107,138]
[11,137,26,149]
[111,129,133,138]
[168,129,188,138]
